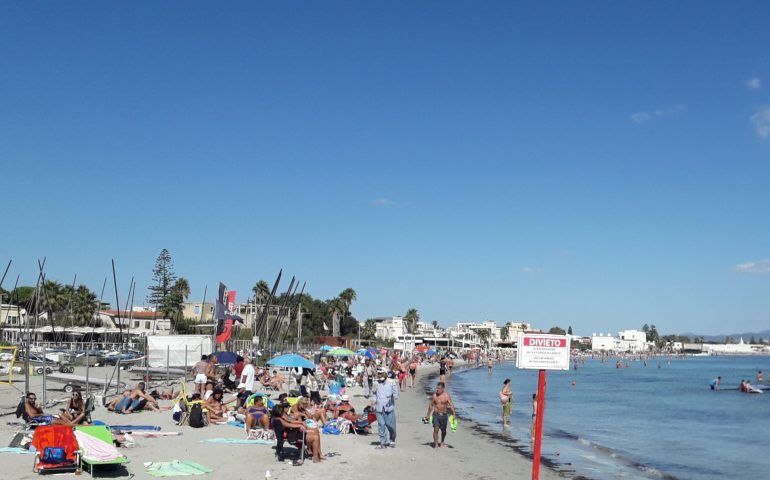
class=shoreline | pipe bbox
[422,362,579,479]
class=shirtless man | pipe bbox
[192,355,210,396]
[425,382,457,448]
[22,392,70,425]
[118,382,159,414]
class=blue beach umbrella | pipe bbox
[356,349,375,359]
[267,354,315,369]
[426,349,437,356]
[320,345,334,351]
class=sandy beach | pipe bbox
[0,362,567,480]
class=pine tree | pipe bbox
[147,249,177,312]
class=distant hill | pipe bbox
[678,329,770,343]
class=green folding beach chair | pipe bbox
[74,425,130,476]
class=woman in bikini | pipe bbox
[272,404,323,463]
[295,397,327,424]
[245,395,270,432]
[62,391,87,425]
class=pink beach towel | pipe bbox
[74,430,125,462]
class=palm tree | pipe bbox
[71,285,97,326]
[338,288,357,316]
[476,328,491,348]
[500,325,509,342]
[252,280,270,304]
[166,277,190,332]
[404,308,420,334]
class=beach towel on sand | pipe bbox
[110,425,162,432]
[201,438,274,445]
[145,460,212,477]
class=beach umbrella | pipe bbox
[327,348,356,356]
[356,349,375,359]
[415,345,429,352]
[267,354,315,369]
[320,345,334,351]
[212,351,238,365]
[426,349,437,356]
[365,346,380,353]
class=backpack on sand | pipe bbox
[188,403,206,428]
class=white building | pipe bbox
[372,316,406,340]
[591,330,650,352]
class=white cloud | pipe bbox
[750,106,770,138]
[369,198,394,206]
[520,266,540,273]
[733,259,770,274]
[747,77,761,90]
[630,105,684,124]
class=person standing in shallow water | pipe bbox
[500,378,513,427]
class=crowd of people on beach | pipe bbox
[14,346,480,468]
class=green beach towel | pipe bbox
[145,460,212,477]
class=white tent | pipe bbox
[147,335,212,368]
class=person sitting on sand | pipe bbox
[205,388,235,423]
[203,382,215,401]
[116,382,160,414]
[61,390,87,425]
[107,390,131,411]
[245,395,270,432]
[271,404,323,463]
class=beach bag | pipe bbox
[188,403,205,428]
[42,447,66,464]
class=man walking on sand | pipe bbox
[371,367,399,449]
[425,381,457,448]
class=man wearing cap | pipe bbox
[371,367,399,449]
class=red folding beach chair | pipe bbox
[31,425,81,474]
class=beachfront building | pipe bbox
[1,303,29,343]
[98,310,172,336]
[372,316,406,340]
[591,330,651,352]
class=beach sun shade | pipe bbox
[327,348,356,356]
[356,349,375,359]
[320,345,334,351]
[426,350,437,356]
[212,351,238,365]
[415,345,429,351]
[267,354,315,369]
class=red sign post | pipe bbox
[516,333,571,480]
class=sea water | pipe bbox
[446,356,770,479]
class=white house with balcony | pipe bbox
[372,316,406,340]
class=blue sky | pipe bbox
[1,1,769,336]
